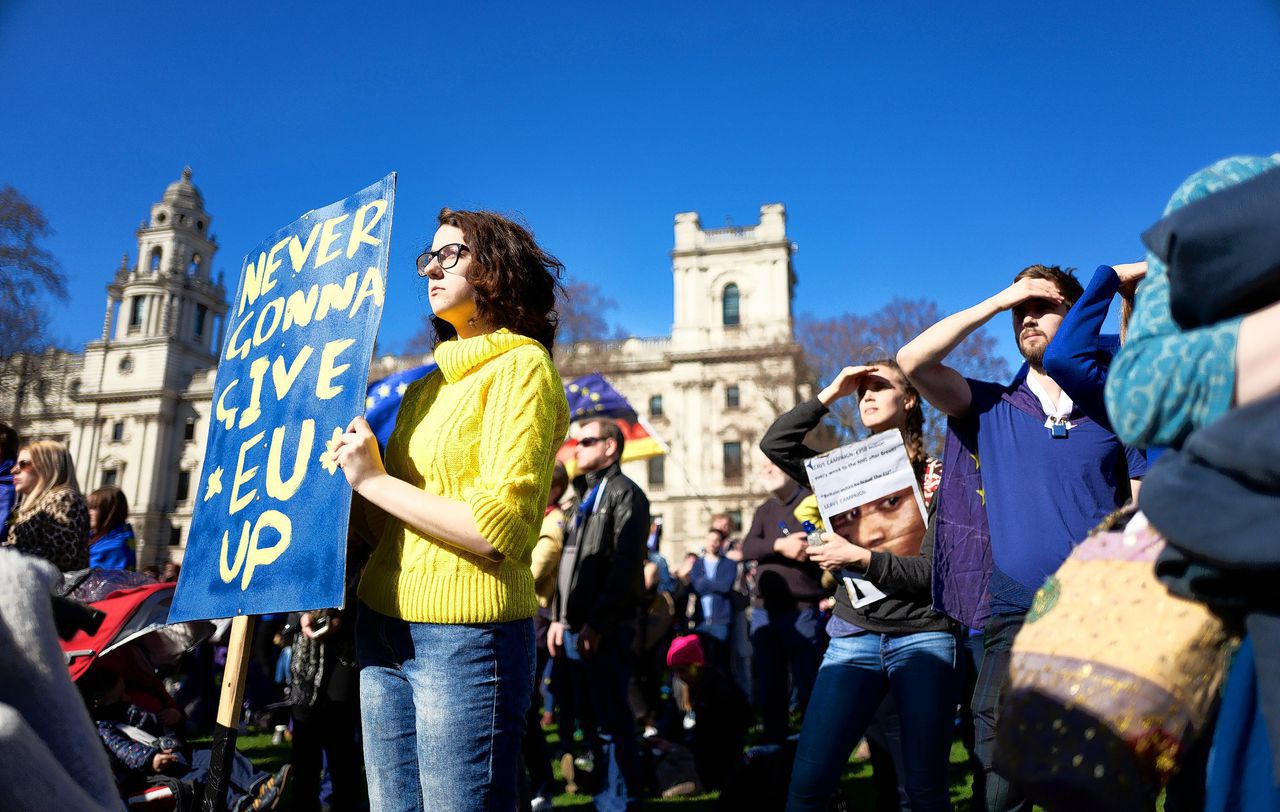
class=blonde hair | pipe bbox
[15,440,81,521]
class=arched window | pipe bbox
[189,253,201,276]
[722,283,741,327]
[150,248,162,272]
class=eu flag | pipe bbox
[365,363,439,447]
[564,372,637,421]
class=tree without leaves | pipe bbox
[0,186,66,357]
[798,297,1011,456]
[556,279,621,347]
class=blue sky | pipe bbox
[3,1,1278,362]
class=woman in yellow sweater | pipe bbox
[332,208,569,811]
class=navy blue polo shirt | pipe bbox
[966,378,1147,614]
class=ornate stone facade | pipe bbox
[3,182,811,564]
[1,169,228,566]
[556,204,812,555]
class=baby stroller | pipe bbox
[59,569,287,811]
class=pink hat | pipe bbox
[667,634,706,669]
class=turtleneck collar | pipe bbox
[433,329,545,383]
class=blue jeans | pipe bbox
[787,630,957,812]
[356,603,534,812]
[750,606,824,742]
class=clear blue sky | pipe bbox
[3,1,1278,361]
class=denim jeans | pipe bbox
[750,606,824,742]
[356,603,534,812]
[787,630,958,812]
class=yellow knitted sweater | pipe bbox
[357,329,569,624]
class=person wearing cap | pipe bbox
[666,634,751,791]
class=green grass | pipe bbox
[218,729,980,810]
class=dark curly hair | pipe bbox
[429,208,564,351]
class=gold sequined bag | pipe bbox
[994,511,1235,811]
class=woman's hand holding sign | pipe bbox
[807,531,871,572]
[332,416,387,492]
[331,415,504,562]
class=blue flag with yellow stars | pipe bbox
[564,372,637,421]
[365,363,439,447]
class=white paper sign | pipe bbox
[802,429,928,608]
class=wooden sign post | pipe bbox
[201,615,255,812]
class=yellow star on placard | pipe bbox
[319,427,344,475]
[203,466,224,502]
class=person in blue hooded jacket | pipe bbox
[87,486,136,571]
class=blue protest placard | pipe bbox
[169,174,396,622]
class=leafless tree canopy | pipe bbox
[798,297,1011,455]
[556,279,622,346]
[0,186,66,357]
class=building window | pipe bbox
[194,303,208,337]
[726,384,741,409]
[128,297,144,330]
[648,456,665,490]
[169,525,182,546]
[118,355,134,374]
[728,510,743,532]
[176,470,191,502]
[101,469,118,487]
[722,283,741,327]
[150,248,162,272]
[649,394,663,417]
[183,417,196,442]
[156,212,167,224]
[723,441,743,483]
[189,253,202,277]
[111,421,124,442]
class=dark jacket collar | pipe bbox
[585,460,623,488]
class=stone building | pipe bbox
[556,204,814,555]
[1,169,228,566]
[3,176,813,564]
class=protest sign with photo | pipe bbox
[803,429,927,607]
[169,175,396,623]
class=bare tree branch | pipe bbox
[798,297,1011,455]
[0,186,66,357]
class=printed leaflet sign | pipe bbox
[803,429,927,608]
[169,174,396,622]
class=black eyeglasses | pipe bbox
[416,243,470,277]
[577,437,606,448]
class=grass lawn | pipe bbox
[227,729,979,810]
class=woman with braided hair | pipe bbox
[761,358,956,811]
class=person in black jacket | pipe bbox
[549,417,651,811]
[762,360,958,812]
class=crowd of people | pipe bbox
[1,152,1278,811]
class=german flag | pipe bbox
[558,373,667,478]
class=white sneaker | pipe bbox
[531,796,553,812]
